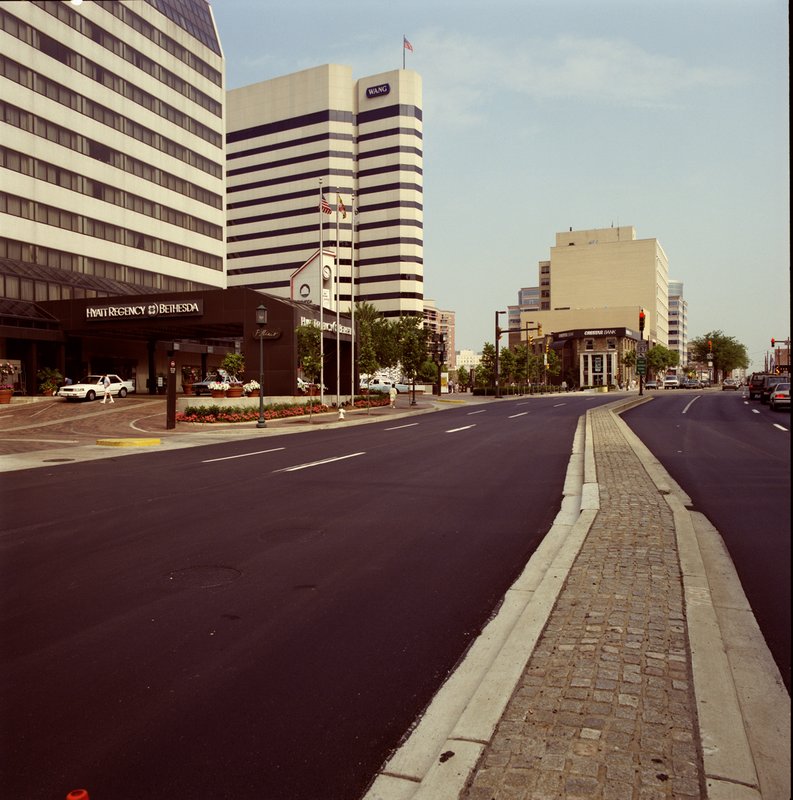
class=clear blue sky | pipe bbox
[210,0,789,369]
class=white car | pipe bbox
[663,376,680,389]
[58,374,134,401]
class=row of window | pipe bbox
[228,216,423,244]
[228,234,423,262]
[11,5,221,119]
[1,147,221,242]
[228,198,423,227]
[1,193,222,272]
[1,101,222,209]
[1,238,211,297]
[33,0,222,84]
[1,55,223,178]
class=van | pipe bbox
[748,372,769,400]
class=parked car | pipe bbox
[363,378,411,394]
[644,380,659,390]
[682,378,702,389]
[721,378,739,390]
[192,369,241,396]
[663,376,680,389]
[769,383,790,411]
[760,374,789,404]
[58,374,134,401]
[747,372,769,400]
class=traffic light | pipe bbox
[708,339,712,352]
[771,338,775,347]
[528,334,533,346]
[537,324,542,337]
[638,310,645,334]
[545,338,550,354]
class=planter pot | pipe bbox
[0,389,12,404]
[182,383,194,395]
[210,389,227,399]
[226,385,244,398]
[41,389,55,396]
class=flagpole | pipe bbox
[319,178,324,406]
[403,34,405,69]
[335,189,341,410]
[350,192,356,404]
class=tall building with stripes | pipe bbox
[226,64,424,319]
[0,0,226,300]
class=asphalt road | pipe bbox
[622,390,791,690]
[1,395,615,799]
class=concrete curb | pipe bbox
[363,415,598,799]
[608,402,790,800]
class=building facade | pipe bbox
[668,279,688,368]
[1,0,226,390]
[226,64,423,320]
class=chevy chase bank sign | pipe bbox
[85,300,203,321]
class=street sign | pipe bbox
[636,357,647,375]
[637,341,648,355]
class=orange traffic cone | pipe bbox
[66,791,89,800]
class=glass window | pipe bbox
[585,339,594,351]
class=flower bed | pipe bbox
[177,401,330,424]
[176,395,390,423]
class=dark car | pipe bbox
[760,374,789,404]
[747,372,769,400]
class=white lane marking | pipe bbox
[446,425,476,433]
[384,423,419,431]
[467,410,486,416]
[509,412,528,419]
[752,409,761,415]
[773,423,789,432]
[552,403,566,408]
[682,396,700,414]
[202,447,285,463]
[274,452,365,473]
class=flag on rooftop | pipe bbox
[320,195,332,215]
[337,194,347,219]
[403,36,413,52]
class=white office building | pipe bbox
[668,280,688,367]
[226,64,423,319]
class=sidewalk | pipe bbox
[364,399,790,800]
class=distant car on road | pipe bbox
[643,379,658,389]
[769,383,790,411]
[747,372,769,400]
[58,374,134,401]
[663,376,680,389]
[682,379,702,389]
[721,378,739,390]
[760,374,789,404]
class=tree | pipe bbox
[646,344,679,378]
[499,346,516,387]
[689,331,748,382]
[395,316,430,404]
[455,365,470,390]
[478,342,497,389]
[296,323,322,417]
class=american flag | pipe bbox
[403,36,413,52]
[319,195,332,215]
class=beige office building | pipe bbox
[226,64,423,319]
[520,226,670,387]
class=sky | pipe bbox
[209,0,789,370]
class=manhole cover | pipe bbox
[168,566,241,588]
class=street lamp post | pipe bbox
[256,304,267,428]
[495,310,506,398]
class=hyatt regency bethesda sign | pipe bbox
[85,299,203,321]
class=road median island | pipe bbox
[95,438,161,447]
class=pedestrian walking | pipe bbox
[101,374,114,404]
[389,384,397,408]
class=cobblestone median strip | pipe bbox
[95,438,161,447]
